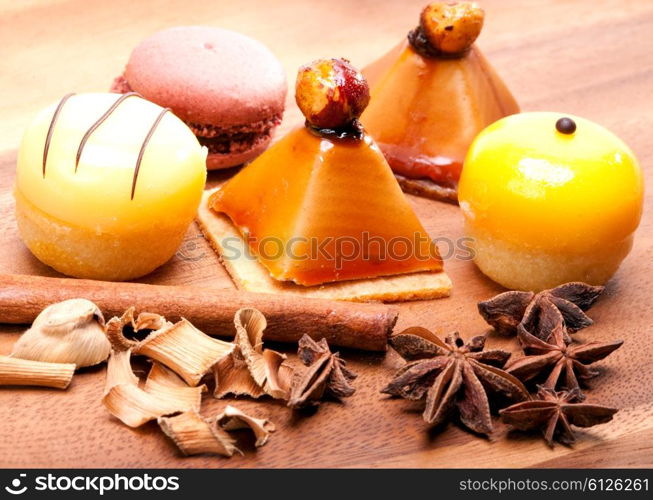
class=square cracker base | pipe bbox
[196,188,452,302]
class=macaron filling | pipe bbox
[189,116,282,155]
[111,75,281,157]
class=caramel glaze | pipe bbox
[42,93,75,178]
[305,119,365,142]
[41,92,171,201]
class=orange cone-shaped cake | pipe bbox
[361,2,519,202]
[209,59,443,287]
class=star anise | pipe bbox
[506,316,623,399]
[500,385,618,446]
[287,335,357,409]
[381,327,529,434]
[478,282,604,343]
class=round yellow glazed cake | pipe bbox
[15,93,207,281]
[458,112,644,291]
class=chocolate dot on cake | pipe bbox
[556,117,577,135]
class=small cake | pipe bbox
[458,112,644,291]
[111,26,287,170]
[361,2,518,202]
[197,59,451,301]
[15,92,207,281]
[211,58,442,286]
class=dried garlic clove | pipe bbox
[158,410,241,457]
[216,405,275,447]
[102,383,198,428]
[134,319,233,387]
[144,363,205,412]
[104,349,138,395]
[0,355,75,389]
[11,298,110,368]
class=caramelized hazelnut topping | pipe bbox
[295,58,370,135]
[409,2,484,57]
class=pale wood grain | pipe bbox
[0,0,652,468]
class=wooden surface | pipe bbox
[1,0,652,468]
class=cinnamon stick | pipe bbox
[0,274,397,351]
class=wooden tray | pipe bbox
[1,0,652,468]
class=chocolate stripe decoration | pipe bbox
[131,108,170,200]
[42,93,75,178]
[75,92,139,171]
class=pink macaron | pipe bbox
[112,26,287,170]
